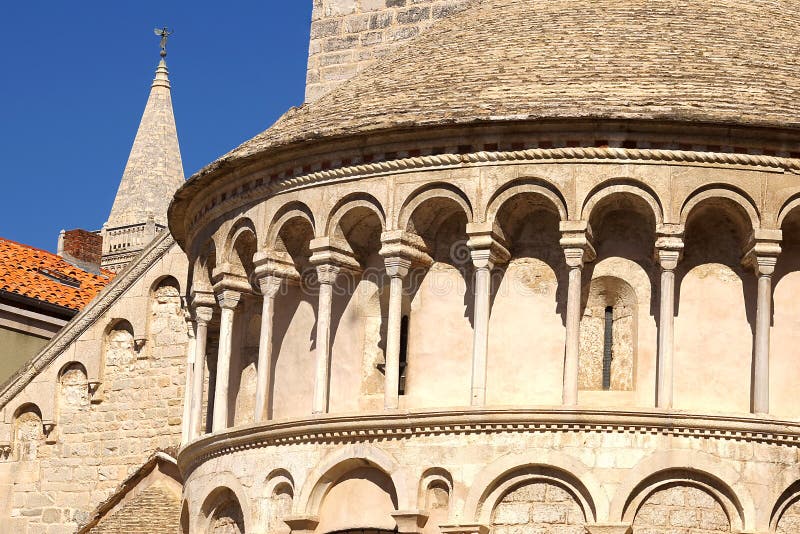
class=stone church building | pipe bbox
[4,1,800,533]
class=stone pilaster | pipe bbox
[743,229,782,415]
[466,222,510,406]
[560,221,595,406]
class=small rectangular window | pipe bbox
[602,306,613,390]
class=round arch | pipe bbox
[768,464,800,531]
[191,240,217,293]
[396,183,473,233]
[777,192,800,228]
[609,449,754,531]
[197,472,253,534]
[485,178,568,222]
[325,193,386,237]
[581,180,664,225]
[680,186,760,231]
[222,217,258,266]
[265,201,316,250]
[297,444,411,516]
[463,449,607,524]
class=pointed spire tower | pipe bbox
[102,30,184,272]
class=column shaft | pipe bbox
[313,269,336,414]
[180,331,196,445]
[213,298,237,432]
[471,265,492,406]
[753,273,772,414]
[189,318,208,438]
[254,277,280,423]
[657,269,676,409]
[384,274,405,409]
[563,265,582,406]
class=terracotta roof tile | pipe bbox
[0,237,113,311]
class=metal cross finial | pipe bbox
[154,27,173,58]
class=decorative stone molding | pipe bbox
[392,510,429,533]
[177,407,800,475]
[655,224,685,270]
[215,290,241,311]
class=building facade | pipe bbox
[171,1,800,533]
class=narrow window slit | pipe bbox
[399,315,409,395]
[602,306,614,390]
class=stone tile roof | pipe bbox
[193,0,800,179]
[0,238,113,311]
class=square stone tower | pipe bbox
[306,0,474,102]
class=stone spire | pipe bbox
[102,49,184,272]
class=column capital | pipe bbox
[439,524,489,534]
[743,229,782,276]
[380,230,433,268]
[309,236,362,273]
[315,263,341,285]
[253,250,301,284]
[466,222,510,270]
[560,220,596,267]
[215,289,241,310]
[384,256,412,279]
[190,287,216,309]
[655,234,684,271]
[392,510,429,533]
[584,524,633,534]
[193,305,214,325]
[284,516,319,534]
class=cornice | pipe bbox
[0,233,176,411]
[181,147,800,248]
[178,407,800,477]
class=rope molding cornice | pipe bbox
[177,407,800,477]
[185,147,800,244]
[0,232,177,412]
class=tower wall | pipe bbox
[306,0,474,102]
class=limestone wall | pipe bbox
[306,0,475,102]
[0,239,189,533]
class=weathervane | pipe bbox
[154,27,173,58]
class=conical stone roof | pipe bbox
[193,0,800,180]
[107,59,184,228]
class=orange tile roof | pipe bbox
[0,237,114,312]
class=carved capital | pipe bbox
[559,220,595,266]
[215,289,241,310]
[257,275,283,299]
[380,230,433,268]
[439,525,489,534]
[211,265,252,295]
[315,263,341,285]
[655,239,684,272]
[193,305,214,326]
[466,222,510,270]
[743,230,782,276]
[392,510,429,533]
[309,237,362,273]
[384,256,412,279]
[190,287,216,310]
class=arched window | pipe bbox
[13,404,43,461]
[105,320,135,366]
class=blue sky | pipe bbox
[0,2,312,251]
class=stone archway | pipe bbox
[632,483,731,533]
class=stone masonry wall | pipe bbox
[632,485,730,533]
[0,243,189,533]
[491,480,585,533]
[306,0,475,102]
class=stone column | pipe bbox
[466,223,510,407]
[655,230,683,409]
[313,264,340,414]
[212,290,241,432]
[560,221,595,406]
[253,275,282,423]
[189,304,213,439]
[383,257,411,409]
[180,319,196,446]
[744,231,781,415]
